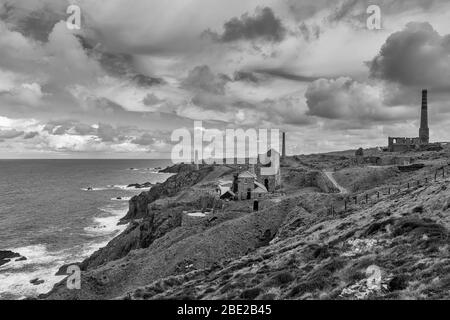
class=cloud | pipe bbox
[252,68,320,82]
[182,65,228,95]
[233,71,260,83]
[369,22,450,89]
[0,129,24,139]
[23,131,39,139]
[260,96,314,126]
[326,0,449,26]
[305,77,412,123]
[298,22,321,41]
[143,93,164,106]
[43,120,96,136]
[97,123,119,142]
[132,133,156,146]
[0,0,66,42]
[208,7,286,42]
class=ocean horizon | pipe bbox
[0,159,173,300]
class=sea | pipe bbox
[0,159,173,300]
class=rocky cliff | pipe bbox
[117,176,450,300]
[81,207,183,270]
[120,166,214,223]
[42,150,450,300]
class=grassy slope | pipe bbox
[122,176,450,300]
[44,148,450,300]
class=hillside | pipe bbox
[42,148,450,300]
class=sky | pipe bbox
[1,0,450,158]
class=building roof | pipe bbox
[254,181,268,192]
[238,171,257,179]
[220,190,235,199]
[219,185,230,195]
[253,186,268,194]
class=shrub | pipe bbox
[240,288,261,299]
[271,272,295,285]
[388,275,409,292]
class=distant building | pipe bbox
[257,149,281,192]
[252,181,269,199]
[237,171,258,200]
[220,190,236,201]
[355,147,364,164]
[388,90,431,152]
[230,148,282,201]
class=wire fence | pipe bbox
[328,165,450,216]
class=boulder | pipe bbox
[55,262,82,276]
[30,278,45,286]
[127,182,153,189]
[0,250,21,267]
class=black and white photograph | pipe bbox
[0,0,449,308]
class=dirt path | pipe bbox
[324,171,349,194]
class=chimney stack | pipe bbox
[419,89,429,144]
[282,132,286,160]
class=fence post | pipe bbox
[377,191,380,200]
[344,198,347,211]
[354,196,357,205]
[388,188,391,195]
[407,183,410,189]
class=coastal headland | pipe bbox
[42,146,450,300]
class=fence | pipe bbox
[328,165,450,216]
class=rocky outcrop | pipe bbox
[0,250,24,267]
[159,163,197,174]
[120,166,214,223]
[81,207,183,270]
[127,182,153,189]
[42,197,291,300]
[30,278,45,286]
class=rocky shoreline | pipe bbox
[40,151,450,300]
[0,250,27,267]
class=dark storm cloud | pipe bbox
[369,22,450,89]
[76,36,165,87]
[132,74,165,87]
[0,129,24,139]
[207,7,286,43]
[0,0,66,42]
[298,22,321,41]
[252,68,320,82]
[233,71,260,83]
[182,65,227,95]
[143,93,164,106]
[305,77,412,122]
[260,97,315,126]
[23,131,39,139]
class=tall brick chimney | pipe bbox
[282,132,286,160]
[419,89,429,144]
